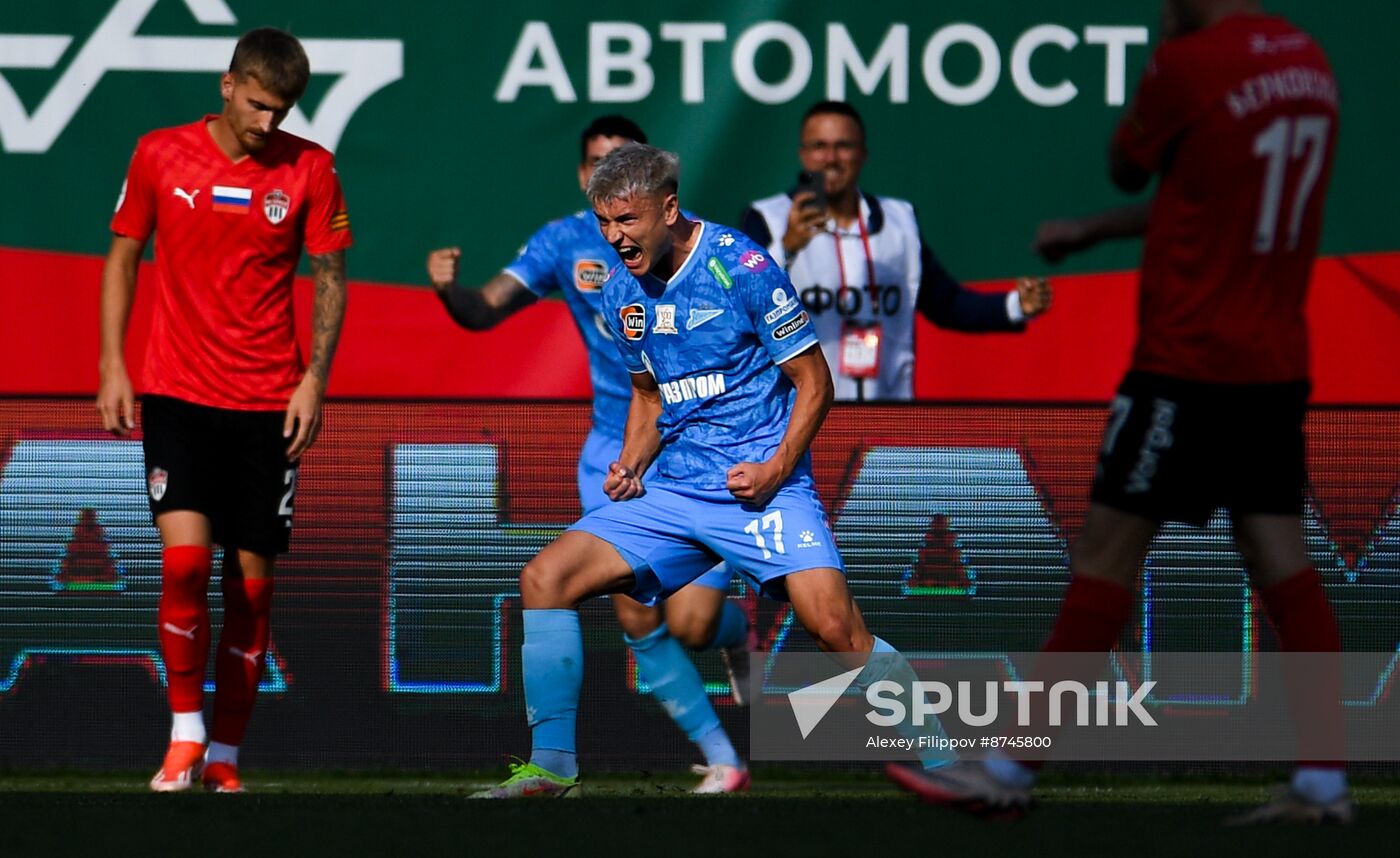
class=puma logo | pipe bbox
[228,647,263,665]
[173,187,199,208]
[162,622,197,640]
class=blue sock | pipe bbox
[1292,767,1347,804]
[708,599,748,650]
[627,625,740,768]
[696,724,741,769]
[857,637,956,770]
[523,609,582,779]
[986,753,1036,789]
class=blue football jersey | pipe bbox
[601,221,820,490]
[503,211,630,435]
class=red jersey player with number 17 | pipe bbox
[890,0,1349,824]
[96,28,352,794]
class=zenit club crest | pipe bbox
[263,189,290,225]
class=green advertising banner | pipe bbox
[0,0,1393,288]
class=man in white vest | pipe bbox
[740,101,1052,401]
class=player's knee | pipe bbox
[161,545,212,589]
[807,613,861,653]
[614,598,662,640]
[520,556,576,609]
[1069,533,1134,584]
[1068,540,1106,580]
[1232,529,1265,574]
[668,613,717,649]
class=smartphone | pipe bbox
[795,170,827,213]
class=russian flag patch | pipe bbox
[211,185,252,214]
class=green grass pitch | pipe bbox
[2,771,1397,857]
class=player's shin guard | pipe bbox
[626,625,739,768]
[523,609,583,779]
[1261,567,1345,771]
[210,570,273,747]
[857,638,955,770]
[158,546,213,715]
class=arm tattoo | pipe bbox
[307,250,348,386]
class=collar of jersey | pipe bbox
[641,220,706,291]
[198,113,274,168]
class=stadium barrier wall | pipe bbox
[2,398,1396,770]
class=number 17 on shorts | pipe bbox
[709,484,845,582]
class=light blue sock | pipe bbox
[857,637,956,770]
[696,724,741,769]
[523,609,582,779]
[708,599,749,650]
[627,624,740,768]
[1292,767,1347,803]
[986,753,1036,789]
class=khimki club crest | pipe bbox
[263,189,291,225]
[147,467,169,501]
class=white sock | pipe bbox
[206,741,239,766]
[170,711,206,744]
[984,751,1036,789]
[1292,767,1347,804]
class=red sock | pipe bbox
[1021,576,1135,770]
[1261,567,1342,653]
[210,572,274,747]
[158,546,213,713]
[1043,575,1135,654]
[1260,567,1344,769]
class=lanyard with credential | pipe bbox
[829,213,877,293]
[830,212,882,389]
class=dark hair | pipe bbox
[229,27,310,102]
[801,100,866,142]
[580,115,648,162]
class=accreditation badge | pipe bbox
[839,321,882,379]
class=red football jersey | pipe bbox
[111,116,352,409]
[1115,15,1338,383]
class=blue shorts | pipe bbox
[569,476,844,606]
[576,427,731,592]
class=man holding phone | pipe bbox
[739,101,1052,401]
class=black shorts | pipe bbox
[1090,372,1309,527]
[141,394,297,555]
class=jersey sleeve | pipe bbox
[304,152,353,255]
[1113,41,1200,174]
[735,248,818,365]
[601,270,646,374]
[109,140,156,242]
[502,221,565,297]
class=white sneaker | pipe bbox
[1225,787,1354,826]
[886,761,1031,820]
[691,763,751,794]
